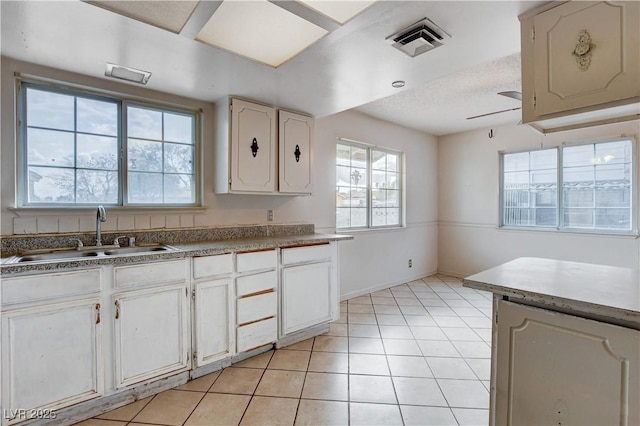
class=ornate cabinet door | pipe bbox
[230,98,277,193]
[279,110,314,194]
[495,300,639,425]
[530,1,639,118]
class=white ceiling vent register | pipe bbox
[387,17,451,58]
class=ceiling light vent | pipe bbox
[105,63,152,85]
[387,17,451,58]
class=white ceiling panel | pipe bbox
[87,0,199,33]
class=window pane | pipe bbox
[350,168,367,188]
[164,143,194,174]
[502,149,557,227]
[164,112,194,144]
[562,140,632,231]
[128,106,162,140]
[128,139,162,172]
[336,142,402,229]
[164,174,194,203]
[26,88,74,131]
[128,172,163,203]
[27,128,74,167]
[77,98,118,136]
[77,134,118,170]
[28,166,74,203]
[336,207,351,228]
[351,147,367,169]
[337,144,350,166]
[76,170,118,203]
[350,208,367,227]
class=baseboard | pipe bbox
[340,270,438,301]
[435,268,470,279]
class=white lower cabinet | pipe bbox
[1,268,103,426]
[281,262,332,335]
[495,300,640,425]
[113,284,190,388]
[194,278,233,366]
[192,254,234,367]
[1,298,103,425]
[280,243,337,337]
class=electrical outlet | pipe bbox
[408,259,412,268]
[267,209,274,222]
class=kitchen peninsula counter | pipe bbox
[462,257,640,426]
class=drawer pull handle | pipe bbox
[294,144,301,162]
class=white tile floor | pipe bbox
[77,274,492,426]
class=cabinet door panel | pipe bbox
[282,262,332,335]
[2,299,102,421]
[279,110,313,194]
[532,1,640,116]
[114,285,189,387]
[195,278,233,367]
[496,300,640,425]
[231,99,276,192]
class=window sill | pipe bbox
[336,225,407,234]
[9,206,207,216]
[497,225,639,238]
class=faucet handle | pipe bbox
[113,236,127,247]
[72,238,84,250]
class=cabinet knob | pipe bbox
[251,138,259,158]
[294,144,301,162]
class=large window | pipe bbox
[500,138,634,233]
[336,140,403,229]
[20,82,198,206]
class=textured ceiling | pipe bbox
[356,53,523,136]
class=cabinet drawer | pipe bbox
[2,269,101,307]
[237,317,277,352]
[236,271,276,297]
[237,291,277,325]
[237,250,276,273]
[193,254,233,280]
[281,244,331,265]
[115,260,186,288]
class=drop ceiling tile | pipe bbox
[87,0,199,33]
[196,0,328,67]
[298,0,377,24]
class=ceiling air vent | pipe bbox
[387,17,451,58]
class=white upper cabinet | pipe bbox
[215,98,277,194]
[279,110,314,194]
[214,97,314,195]
[230,99,277,193]
[520,1,640,128]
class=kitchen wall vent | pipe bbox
[387,17,451,58]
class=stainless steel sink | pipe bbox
[11,244,177,263]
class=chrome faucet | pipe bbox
[96,205,107,247]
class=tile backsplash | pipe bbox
[1,223,315,257]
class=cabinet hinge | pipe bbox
[192,289,196,300]
[495,312,498,325]
[531,25,535,42]
[193,351,197,360]
[187,352,190,362]
[533,94,537,110]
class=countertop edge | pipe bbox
[1,233,354,276]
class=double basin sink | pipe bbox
[8,244,177,264]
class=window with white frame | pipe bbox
[336,140,403,229]
[20,81,198,207]
[500,138,634,233]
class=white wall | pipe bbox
[0,57,439,298]
[438,120,640,277]
[314,110,439,299]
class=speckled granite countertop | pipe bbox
[1,233,353,276]
[463,257,640,326]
